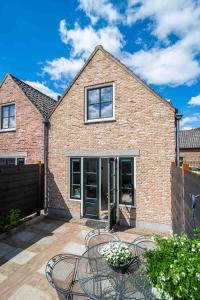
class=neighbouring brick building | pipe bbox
[179,128,200,167]
[48,45,177,232]
[0,74,56,165]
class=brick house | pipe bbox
[179,128,200,167]
[0,74,56,165]
[48,45,177,232]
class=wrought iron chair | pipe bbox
[85,228,120,250]
[132,234,155,256]
[45,254,88,299]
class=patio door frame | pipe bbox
[108,157,119,229]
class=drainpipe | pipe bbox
[43,117,49,215]
[175,109,182,167]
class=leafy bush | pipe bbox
[0,209,21,233]
[143,229,200,300]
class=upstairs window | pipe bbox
[0,103,16,130]
[85,84,114,122]
[0,157,25,165]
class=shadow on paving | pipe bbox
[0,218,68,267]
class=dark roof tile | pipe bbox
[179,128,200,149]
[10,74,57,118]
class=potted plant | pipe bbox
[99,242,135,272]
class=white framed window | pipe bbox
[0,103,16,131]
[0,157,25,165]
[85,83,115,123]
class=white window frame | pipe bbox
[0,102,16,132]
[84,82,115,124]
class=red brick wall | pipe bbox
[0,75,44,163]
[180,149,200,167]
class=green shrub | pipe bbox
[0,209,21,233]
[143,229,200,300]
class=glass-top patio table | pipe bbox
[77,241,156,300]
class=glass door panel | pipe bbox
[83,158,99,219]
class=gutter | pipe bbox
[43,117,49,214]
[175,109,182,166]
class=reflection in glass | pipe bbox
[88,89,100,104]
[101,102,112,118]
[86,160,97,173]
[73,173,80,185]
[119,159,134,205]
[72,185,81,199]
[86,173,96,185]
[101,86,112,103]
[88,104,100,119]
[86,186,97,199]
[10,105,15,117]
[2,106,9,117]
[72,160,80,172]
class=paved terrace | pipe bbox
[0,217,161,300]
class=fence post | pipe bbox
[182,164,189,232]
[37,161,42,216]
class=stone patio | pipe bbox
[0,217,153,300]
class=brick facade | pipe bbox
[0,75,44,163]
[180,149,200,167]
[48,47,176,232]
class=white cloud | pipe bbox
[59,20,124,59]
[42,57,85,80]
[25,80,60,100]
[188,95,200,106]
[126,0,200,40]
[181,126,193,130]
[78,0,122,24]
[180,113,200,128]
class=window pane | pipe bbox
[73,173,80,185]
[9,104,15,117]
[17,158,25,165]
[71,185,81,199]
[7,158,16,165]
[70,158,81,199]
[9,116,15,128]
[72,160,80,172]
[121,160,132,174]
[85,186,97,199]
[101,86,112,103]
[86,160,97,173]
[121,189,133,204]
[2,118,9,129]
[88,89,100,104]
[86,173,97,185]
[88,104,100,119]
[0,158,6,165]
[101,102,113,118]
[2,106,9,117]
[120,159,134,205]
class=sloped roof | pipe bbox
[50,45,175,118]
[10,74,56,118]
[179,128,200,149]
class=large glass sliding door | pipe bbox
[83,158,99,219]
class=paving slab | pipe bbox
[8,284,51,300]
[10,249,37,265]
[12,230,38,242]
[36,236,57,246]
[0,273,7,284]
[0,242,17,258]
[33,222,59,232]
[76,229,90,239]
[52,226,70,234]
[62,242,86,256]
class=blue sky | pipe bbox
[0,0,200,129]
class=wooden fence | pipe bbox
[171,163,200,236]
[0,164,44,218]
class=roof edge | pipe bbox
[50,44,175,118]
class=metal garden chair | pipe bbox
[85,228,120,250]
[45,254,88,299]
[132,234,155,256]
